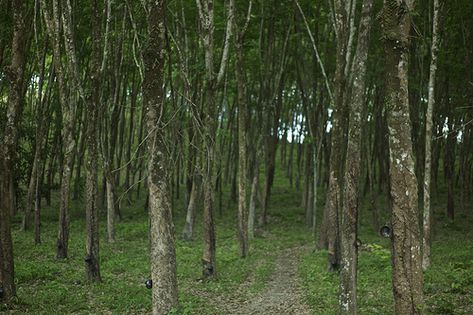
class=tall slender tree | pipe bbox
[0,0,29,304]
[195,0,235,278]
[84,0,103,282]
[41,0,80,259]
[422,0,441,271]
[324,0,349,271]
[234,0,252,258]
[382,0,424,313]
[143,0,178,313]
[339,0,374,313]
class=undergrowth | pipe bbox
[2,170,473,314]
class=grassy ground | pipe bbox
[2,171,473,314]
[300,189,473,315]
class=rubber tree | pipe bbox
[143,0,178,313]
[324,0,349,272]
[422,0,441,271]
[234,0,252,258]
[339,0,374,313]
[0,0,29,304]
[195,0,235,279]
[41,0,81,259]
[84,0,103,282]
[381,0,424,313]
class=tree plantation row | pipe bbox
[0,0,472,314]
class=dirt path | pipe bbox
[224,246,311,315]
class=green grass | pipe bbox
[299,192,473,315]
[2,168,473,314]
[3,171,311,314]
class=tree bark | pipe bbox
[84,0,102,282]
[339,0,373,313]
[24,38,50,231]
[72,113,87,200]
[124,77,137,204]
[248,158,259,240]
[445,112,456,221]
[34,175,41,245]
[382,1,424,313]
[422,0,440,271]
[304,144,312,226]
[324,0,349,272]
[105,175,116,242]
[182,178,198,241]
[235,4,251,257]
[33,46,55,245]
[41,0,79,259]
[0,0,29,303]
[196,0,235,279]
[143,0,178,313]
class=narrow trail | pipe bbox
[224,245,311,315]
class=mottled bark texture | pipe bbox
[196,0,235,279]
[197,0,218,279]
[0,0,29,303]
[248,157,259,239]
[324,0,349,272]
[339,0,373,313]
[143,1,178,313]
[381,0,424,313]
[105,176,116,242]
[41,0,78,259]
[235,6,250,258]
[422,0,440,271]
[85,0,102,282]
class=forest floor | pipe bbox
[2,171,473,314]
[218,245,311,315]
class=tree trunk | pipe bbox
[296,135,303,190]
[41,0,79,260]
[115,94,127,188]
[304,144,312,226]
[324,0,349,272]
[124,78,137,204]
[105,174,116,242]
[382,1,424,313]
[313,136,323,247]
[143,1,178,313]
[445,120,456,221]
[0,0,28,303]
[85,0,102,282]
[182,178,198,241]
[288,119,295,187]
[235,12,250,257]
[260,139,276,225]
[56,98,75,259]
[248,159,259,240]
[339,0,373,312]
[34,176,41,245]
[260,81,285,226]
[72,115,87,200]
[24,36,51,231]
[422,0,440,271]
[196,0,235,279]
